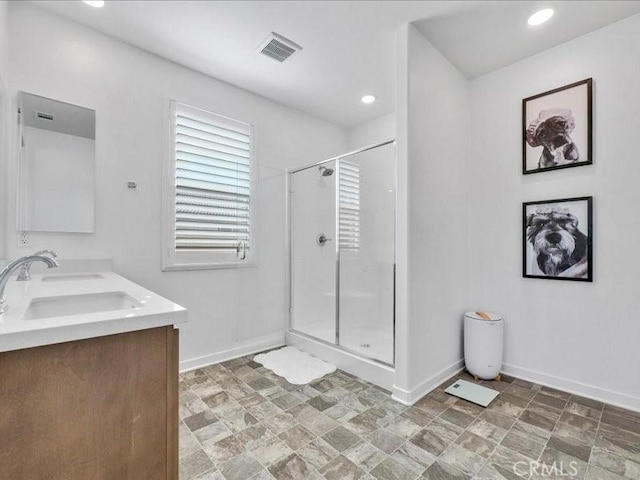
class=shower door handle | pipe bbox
[317,234,332,247]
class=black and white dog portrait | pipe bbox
[526,109,579,168]
[523,197,593,282]
[523,79,592,174]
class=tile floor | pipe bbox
[179,352,640,480]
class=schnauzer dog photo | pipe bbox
[523,197,592,282]
[523,78,592,174]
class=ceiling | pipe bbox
[415,1,640,79]
[30,1,640,128]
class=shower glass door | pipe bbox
[289,141,395,365]
[338,143,395,364]
[290,160,337,344]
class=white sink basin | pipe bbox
[0,271,187,354]
[23,292,142,320]
[42,273,105,282]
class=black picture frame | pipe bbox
[522,78,593,175]
[523,196,593,282]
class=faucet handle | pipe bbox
[16,250,59,282]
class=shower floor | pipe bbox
[295,320,394,365]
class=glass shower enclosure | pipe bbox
[289,141,395,365]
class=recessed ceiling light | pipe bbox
[83,0,105,7]
[361,95,376,104]
[527,8,554,26]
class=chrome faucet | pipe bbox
[16,250,58,281]
[0,255,59,314]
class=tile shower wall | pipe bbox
[5,3,348,368]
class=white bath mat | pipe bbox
[444,379,500,407]
[253,346,336,385]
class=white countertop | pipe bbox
[0,271,187,353]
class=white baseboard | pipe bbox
[180,332,285,373]
[392,359,464,405]
[502,363,640,413]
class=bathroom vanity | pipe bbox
[0,271,186,480]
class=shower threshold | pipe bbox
[285,328,395,391]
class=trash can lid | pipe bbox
[465,311,502,321]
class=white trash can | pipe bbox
[464,311,504,380]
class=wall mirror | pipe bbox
[17,92,95,233]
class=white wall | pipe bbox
[0,0,9,263]
[10,2,639,411]
[6,3,347,368]
[0,2,6,78]
[394,25,470,403]
[468,14,640,410]
[347,113,396,151]
[394,24,411,394]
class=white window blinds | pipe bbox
[173,103,252,256]
[339,161,360,252]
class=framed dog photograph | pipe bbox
[523,78,593,174]
[523,196,593,282]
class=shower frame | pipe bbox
[287,139,397,367]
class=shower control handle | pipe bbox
[317,234,332,247]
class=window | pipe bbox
[163,101,254,270]
[339,161,360,252]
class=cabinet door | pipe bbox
[0,326,178,480]
[166,327,179,480]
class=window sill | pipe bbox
[162,261,257,272]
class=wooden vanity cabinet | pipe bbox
[0,326,179,480]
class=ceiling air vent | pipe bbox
[258,32,302,63]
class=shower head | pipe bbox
[318,165,334,177]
